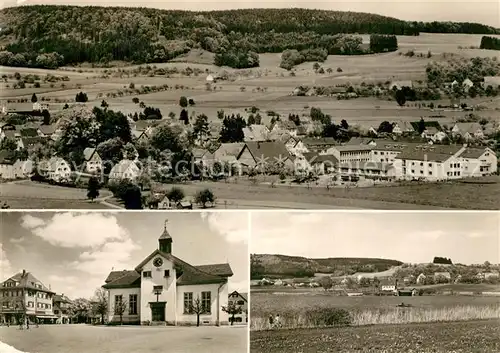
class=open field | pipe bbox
[251,291,500,329]
[171,178,500,210]
[2,176,498,209]
[250,319,500,353]
[0,181,114,209]
[0,324,246,353]
[2,33,500,127]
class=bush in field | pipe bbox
[304,308,352,327]
[280,48,328,70]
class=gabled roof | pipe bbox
[194,264,233,277]
[83,147,98,161]
[243,125,270,141]
[38,124,57,135]
[22,136,47,149]
[459,147,491,159]
[229,290,248,302]
[132,250,231,286]
[102,270,141,289]
[410,121,442,131]
[241,141,292,163]
[301,137,338,147]
[395,145,463,162]
[53,294,72,303]
[453,123,482,134]
[2,271,55,294]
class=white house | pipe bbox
[83,147,103,174]
[462,78,474,92]
[40,157,72,182]
[0,153,33,180]
[206,74,215,83]
[102,225,232,325]
[108,159,140,182]
[416,273,426,285]
[451,123,484,140]
[459,147,498,177]
[393,145,466,181]
[392,121,415,135]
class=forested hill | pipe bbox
[250,254,403,279]
[0,6,498,68]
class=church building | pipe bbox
[102,223,233,326]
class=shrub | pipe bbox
[304,308,352,327]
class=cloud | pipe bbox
[0,243,13,281]
[21,213,128,248]
[201,212,249,244]
[21,214,46,229]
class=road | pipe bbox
[0,324,247,353]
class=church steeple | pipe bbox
[158,220,172,254]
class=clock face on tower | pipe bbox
[153,257,163,267]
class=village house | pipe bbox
[482,76,500,89]
[0,151,33,179]
[102,224,232,325]
[32,102,49,112]
[0,123,19,143]
[393,145,466,181]
[462,78,474,92]
[434,272,451,283]
[459,147,498,177]
[298,152,338,175]
[329,145,372,164]
[227,291,247,324]
[339,161,396,182]
[53,294,72,324]
[201,143,245,172]
[416,273,426,285]
[37,124,57,139]
[392,121,415,135]
[269,120,299,137]
[380,279,398,292]
[237,141,294,173]
[40,157,72,182]
[83,147,103,174]
[370,141,422,163]
[451,122,484,140]
[108,159,141,182]
[300,137,339,154]
[0,270,57,325]
[242,125,271,142]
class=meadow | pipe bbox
[250,290,500,330]
[2,33,500,129]
[250,319,500,353]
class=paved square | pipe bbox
[0,324,247,353]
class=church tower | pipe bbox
[158,220,172,254]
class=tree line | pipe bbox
[0,5,498,69]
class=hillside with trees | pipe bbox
[250,254,403,279]
[0,5,499,69]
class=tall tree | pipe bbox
[92,288,108,325]
[189,296,207,327]
[31,93,38,103]
[179,96,188,108]
[219,114,246,143]
[87,177,100,201]
[192,114,210,142]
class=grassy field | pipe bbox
[1,176,498,209]
[250,291,500,330]
[173,178,500,210]
[0,181,114,209]
[0,324,247,353]
[2,33,500,128]
[250,319,500,353]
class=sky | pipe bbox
[0,211,249,299]
[250,212,500,265]
[2,1,499,27]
